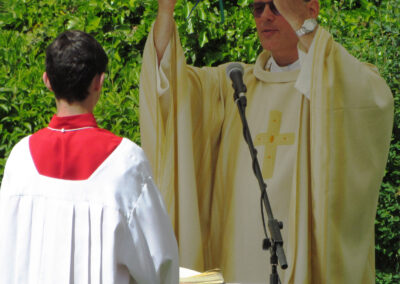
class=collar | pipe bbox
[265,56,301,72]
[253,51,299,83]
[48,113,98,130]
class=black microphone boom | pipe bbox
[226,61,288,283]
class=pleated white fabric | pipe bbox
[0,137,179,284]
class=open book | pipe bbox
[179,267,225,283]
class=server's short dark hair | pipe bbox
[45,30,108,103]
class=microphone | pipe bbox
[226,63,247,99]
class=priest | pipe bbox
[139,0,394,283]
[0,30,178,284]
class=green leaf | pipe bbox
[86,16,101,32]
[199,31,208,47]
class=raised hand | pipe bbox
[154,0,177,64]
[273,0,319,31]
[158,0,177,16]
[272,0,319,51]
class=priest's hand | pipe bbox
[154,0,177,64]
[273,0,320,51]
[272,0,311,30]
[158,0,176,16]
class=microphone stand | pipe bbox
[232,87,288,284]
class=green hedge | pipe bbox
[0,0,399,281]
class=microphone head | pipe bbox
[226,62,244,79]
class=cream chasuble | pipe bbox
[139,23,393,283]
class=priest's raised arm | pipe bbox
[140,0,226,271]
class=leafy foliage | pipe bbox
[0,0,399,280]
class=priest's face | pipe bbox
[253,0,299,65]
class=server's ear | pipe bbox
[43,72,53,92]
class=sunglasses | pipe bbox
[251,1,280,17]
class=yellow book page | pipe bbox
[179,267,224,283]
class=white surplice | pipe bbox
[0,136,179,284]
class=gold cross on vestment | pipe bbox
[254,111,295,179]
